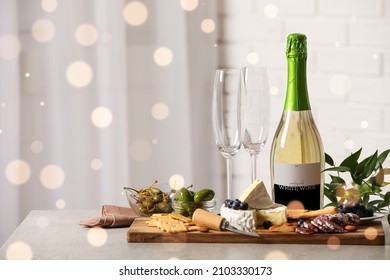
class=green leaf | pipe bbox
[378,201,390,208]
[330,175,345,184]
[387,214,390,226]
[353,151,378,180]
[325,153,334,166]
[372,185,382,194]
[362,150,378,178]
[362,194,370,205]
[340,148,362,173]
[385,192,390,204]
[322,166,351,173]
[376,149,390,170]
[358,183,373,195]
[368,200,383,206]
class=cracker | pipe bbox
[154,216,188,233]
[168,213,192,223]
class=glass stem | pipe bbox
[226,158,232,199]
[251,153,258,183]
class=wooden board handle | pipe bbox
[192,208,223,231]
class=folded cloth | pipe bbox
[79,205,138,228]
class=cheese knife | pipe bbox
[192,208,260,237]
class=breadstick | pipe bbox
[287,209,308,216]
[288,207,337,219]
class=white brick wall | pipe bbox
[217,0,390,198]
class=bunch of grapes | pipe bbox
[337,202,374,218]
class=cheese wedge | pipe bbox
[239,179,274,209]
[256,206,287,226]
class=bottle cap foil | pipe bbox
[286,33,307,59]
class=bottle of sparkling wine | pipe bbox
[270,33,324,210]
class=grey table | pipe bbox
[0,210,389,260]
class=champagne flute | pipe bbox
[242,66,270,183]
[212,69,244,199]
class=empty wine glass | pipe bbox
[212,69,244,199]
[242,66,270,183]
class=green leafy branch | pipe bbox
[323,148,390,225]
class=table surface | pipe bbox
[0,210,389,260]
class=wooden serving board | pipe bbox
[127,218,385,245]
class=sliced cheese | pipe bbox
[239,179,274,209]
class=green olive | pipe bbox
[150,187,162,195]
[175,208,189,216]
[155,202,172,213]
[142,199,154,209]
[194,189,215,203]
[152,194,163,203]
[176,187,193,202]
[137,205,149,216]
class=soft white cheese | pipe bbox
[220,205,257,232]
[256,205,287,226]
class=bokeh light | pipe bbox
[130,139,152,162]
[169,174,185,190]
[264,250,288,260]
[123,1,148,26]
[201,19,215,33]
[90,158,103,170]
[31,140,44,153]
[364,227,378,240]
[66,61,93,88]
[36,215,50,228]
[180,0,199,11]
[75,23,98,46]
[6,242,33,260]
[264,4,278,18]
[40,164,65,189]
[329,74,351,96]
[0,35,21,60]
[151,102,169,120]
[287,200,304,209]
[153,47,173,66]
[56,199,66,209]
[91,106,113,128]
[87,227,108,247]
[41,0,58,13]
[32,19,55,43]
[246,52,259,65]
[5,159,31,185]
[327,236,341,250]
[360,120,369,129]
[344,138,355,150]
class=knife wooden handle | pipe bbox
[192,208,223,231]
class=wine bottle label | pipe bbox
[273,162,321,210]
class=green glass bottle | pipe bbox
[270,33,324,210]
